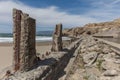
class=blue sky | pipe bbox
[18,0,92,14]
[0,0,120,33]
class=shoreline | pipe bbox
[0,41,53,77]
[0,39,70,46]
[0,41,52,46]
[0,39,70,77]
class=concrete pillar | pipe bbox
[13,9,22,71]
[13,9,37,72]
[51,24,62,52]
[20,14,36,71]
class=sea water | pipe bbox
[0,31,70,42]
[0,31,53,42]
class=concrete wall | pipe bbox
[13,9,37,72]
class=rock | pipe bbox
[67,69,85,80]
[88,74,98,80]
[99,76,111,80]
[114,60,120,64]
[85,67,101,80]
[113,76,120,80]
[83,52,98,64]
[113,18,120,23]
[102,70,118,76]
[103,54,114,61]
[101,60,120,70]
[51,24,63,52]
[102,46,112,54]
[63,18,120,38]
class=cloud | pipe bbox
[88,0,120,21]
[0,0,120,33]
[0,0,98,33]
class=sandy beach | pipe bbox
[0,41,52,77]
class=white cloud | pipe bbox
[0,0,98,33]
[88,0,120,21]
[0,0,120,33]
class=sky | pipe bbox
[0,0,120,33]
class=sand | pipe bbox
[36,41,52,54]
[0,40,70,79]
[0,42,52,77]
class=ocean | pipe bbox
[0,31,53,42]
[0,31,69,42]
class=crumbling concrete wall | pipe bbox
[44,39,82,80]
[13,9,22,71]
[51,24,63,52]
[13,9,37,72]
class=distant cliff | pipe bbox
[63,18,120,37]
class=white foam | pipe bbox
[0,36,70,42]
[36,36,52,41]
[0,37,13,42]
[0,37,52,42]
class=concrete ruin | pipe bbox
[51,24,63,52]
[13,9,37,72]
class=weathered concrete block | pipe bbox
[13,9,37,72]
[20,15,36,71]
[20,13,36,71]
[51,24,63,52]
[13,8,22,71]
